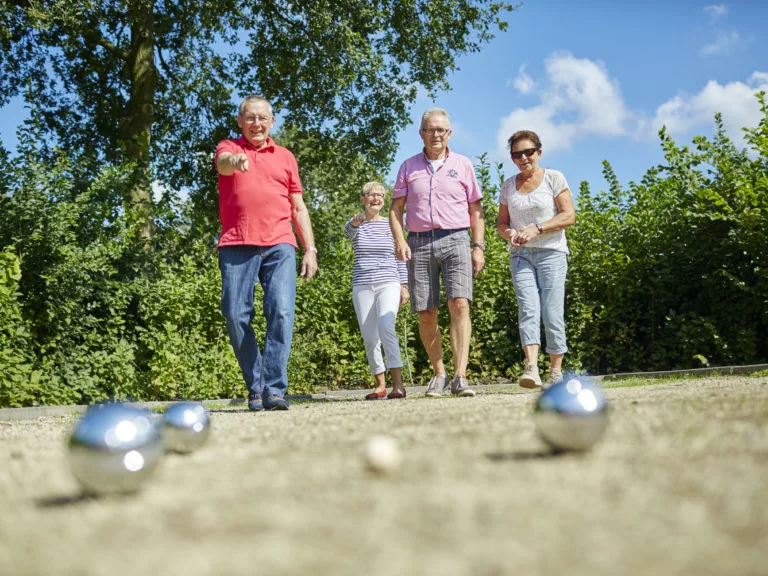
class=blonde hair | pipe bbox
[361,181,387,197]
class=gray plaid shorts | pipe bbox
[406,229,473,312]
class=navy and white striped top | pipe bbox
[344,218,408,286]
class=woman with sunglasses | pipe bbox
[345,181,410,400]
[496,130,576,389]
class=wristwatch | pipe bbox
[473,242,485,251]
[535,224,544,234]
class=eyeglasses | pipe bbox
[511,148,539,160]
[242,115,272,125]
[365,192,385,199]
[421,128,450,136]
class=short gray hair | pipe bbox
[420,108,450,130]
[238,95,273,117]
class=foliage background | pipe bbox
[1,96,766,407]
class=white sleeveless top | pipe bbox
[499,169,570,254]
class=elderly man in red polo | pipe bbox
[215,95,318,412]
[389,108,485,398]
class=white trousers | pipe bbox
[352,282,403,375]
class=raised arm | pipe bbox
[216,152,249,175]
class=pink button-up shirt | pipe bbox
[392,148,482,232]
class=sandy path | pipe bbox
[1,376,767,576]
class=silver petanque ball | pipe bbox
[162,402,211,454]
[68,404,163,495]
[534,376,609,452]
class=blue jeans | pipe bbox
[510,247,568,355]
[219,244,296,400]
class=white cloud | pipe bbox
[749,71,768,86]
[513,64,535,95]
[703,4,728,21]
[699,5,749,57]
[496,53,629,155]
[648,73,768,146]
[494,52,767,161]
[700,30,742,56]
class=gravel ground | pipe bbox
[1,376,767,576]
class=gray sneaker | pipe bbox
[451,375,476,397]
[425,374,450,398]
[544,368,563,388]
[519,363,542,389]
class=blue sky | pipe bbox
[1,1,766,200]
[391,0,768,196]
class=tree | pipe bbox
[1,0,514,237]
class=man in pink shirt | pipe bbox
[215,95,318,411]
[389,108,485,398]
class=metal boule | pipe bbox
[162,402,211,454]
[68,403,163,495]
[534,376,608,452]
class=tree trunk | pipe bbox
[126,0,157,243]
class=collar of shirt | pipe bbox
[236,136,276,152]
[422,146,451,165]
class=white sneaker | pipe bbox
[544,368,563,388]
[425,374,450,398]
[519,363,542,389]
[450,375,476,397]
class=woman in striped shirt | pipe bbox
[345,182,410,399]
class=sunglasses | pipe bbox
[511,148,539,160]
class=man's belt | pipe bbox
[408,228,466,239]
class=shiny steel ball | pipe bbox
[534,376,609,452]
[162,403,211,454]
[68,404,163,495]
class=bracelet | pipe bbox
[535,224,544,235]
[305,246,317,253]
[473,242,486,251]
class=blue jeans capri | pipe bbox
[510,247,568,355]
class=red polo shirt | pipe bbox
[215,136,303,248]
